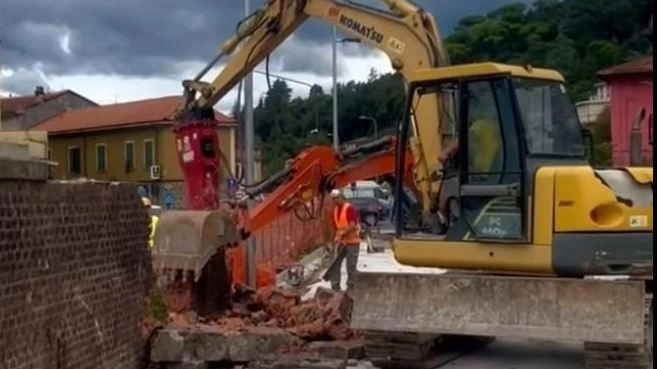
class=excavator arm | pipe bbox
[154,0,453,291]
[232,135,415,237]
[172,0,452,222]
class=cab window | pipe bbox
[464,81,504,183]
[513,78,585,156]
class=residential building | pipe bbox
[234,146,263,182]
[598,55,653,166]
[1,87,97,130]
[575,82,610,129]
[33,95,237,209]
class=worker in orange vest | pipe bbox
[327,188,362,291]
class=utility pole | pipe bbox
[332,26,339,151]
[331,29,360,151]
[244,0,256,289]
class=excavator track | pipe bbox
[360,330,492,369]
[584,292,653,369]
[361,330,441,368]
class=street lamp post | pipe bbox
[332,26,360,151]
[253,69,319,132]
[359,115,379,140]
[244,0,256,289]
[332,27,338,151]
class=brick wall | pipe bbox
[0,180,153,369]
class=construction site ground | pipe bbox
[160,220,589,369]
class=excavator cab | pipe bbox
[393,63,653,277]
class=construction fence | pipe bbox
[226,196,336,287]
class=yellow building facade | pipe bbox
[47,124,235,182]
[34,95,238,209]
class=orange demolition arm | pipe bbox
[329,136,416,192]
[245,146,340,233]
[234,136,415,237]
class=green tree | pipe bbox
[591,107,613,167]
[444,0,652,101]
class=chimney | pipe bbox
[34,86,46,103]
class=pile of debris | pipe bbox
[167,285,355,342]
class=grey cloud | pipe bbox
[268,37,355,76]
[1,0,533,87]
[2,69,50,95]
[2,0,249,77]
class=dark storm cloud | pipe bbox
[1,0,251,77]
[1,0,533,80]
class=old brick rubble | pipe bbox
[166,285,355,342]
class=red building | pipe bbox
[598,55,653,166]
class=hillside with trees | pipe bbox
[243,0,652,175]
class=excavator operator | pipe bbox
[437,89,503,222]
[327,188,362,292]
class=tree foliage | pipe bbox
[247,0,652,175]
[445,0,653,101]
[591,107,613,167]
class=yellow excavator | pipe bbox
[154,0,653,367]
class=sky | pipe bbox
[0,0,532,115]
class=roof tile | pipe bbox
[598,55,653,77]
[1,90,69,115]
[33,95,235,134]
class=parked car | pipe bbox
[347,196,386,226]
[341,180,391,225]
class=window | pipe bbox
[96,143,107,172]
[465,81,504,180]
[513,78,585,156]
[124,141,135,172]
[143,139,155,169]
[68,146,81,175]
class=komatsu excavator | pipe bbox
[153,1,653,368]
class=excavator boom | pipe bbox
[173,0,452,220]
[241,135,414,237]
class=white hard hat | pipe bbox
[329,189,341,198]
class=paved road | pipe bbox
[444,338,585,369]
[345,339,585,369]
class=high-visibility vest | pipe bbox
[149,215,159,249]
[333,203,361,245]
